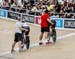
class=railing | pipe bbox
[0,8,75,30]
[0,6,30,14]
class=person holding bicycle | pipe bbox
[11,17,28,53]
[39,10,54,45]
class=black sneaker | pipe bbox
[39,42,43,45]
[21,45,24,48]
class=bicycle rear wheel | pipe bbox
[25,36,30,49]
[52,29,56,43]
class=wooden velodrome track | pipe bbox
[0,18,75,59]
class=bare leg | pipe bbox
[45,32,51,44]
[18,41,23,52]
[11,42,16,53]
[44,32,49,41]
[39,32,44,42]
[39,32,44,45]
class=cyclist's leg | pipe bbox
[39,27,44,45]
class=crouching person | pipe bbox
[21,21,30,49]
[50,20,56,43]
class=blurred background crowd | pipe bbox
[0,0,75,18]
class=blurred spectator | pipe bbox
[64,13,72,18]
[0,0,2,8]
[1,0,9,10]
[55,1,61,13]
[0,0,75,18]
[72,14,75,18]
[31,5,38,12]
[10,1,17,11]
[47,2,55,12]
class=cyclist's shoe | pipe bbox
[45,41,52,45]
[39,42,43,45]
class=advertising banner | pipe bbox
[0,9,7,17]
[51,18,64,28]
[64,20,75,28]
[34,16,41,25]
[34,16,64,28]
[8,11,21,20]
[22,14,34,23]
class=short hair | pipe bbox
[45,10,49,13]
[22,20,25,23]
[17,17,21,21]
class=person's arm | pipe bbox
[47,18,54,25]
[18,23,28,31]
[19,27,28,31]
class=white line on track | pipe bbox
[0,33,75,56]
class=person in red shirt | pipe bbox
[39,10,54,45]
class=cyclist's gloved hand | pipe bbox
[25,29,28,32]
